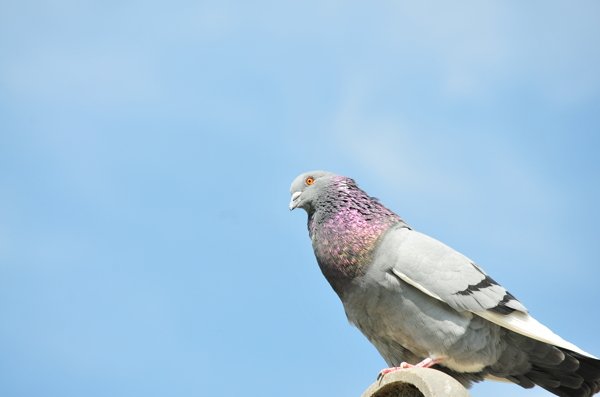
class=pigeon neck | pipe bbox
[307,182,402,297]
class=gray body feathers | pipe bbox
[289,171,600,397]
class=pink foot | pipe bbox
[377,357,444,380]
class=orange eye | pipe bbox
[305,177,315,185]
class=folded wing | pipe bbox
[386,227,596,359]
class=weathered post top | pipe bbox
[360,368,471,397]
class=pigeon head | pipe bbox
[289,171,408,296]
[288,170,337,213]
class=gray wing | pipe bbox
[379,225,527,314]
[377,225,596,357]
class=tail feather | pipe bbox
[506,374,536,389]
[542,367,584,389]
[525,348,600,397]
[534,353,581,373]
[432,330,599,397]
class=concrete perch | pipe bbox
[360,368,472,397]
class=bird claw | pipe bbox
[377,366,402,380]
[377,357,444,380]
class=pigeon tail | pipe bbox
[524,349,600,397]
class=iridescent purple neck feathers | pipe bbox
[307,176,409,297]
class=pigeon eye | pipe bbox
[305,177,315,185]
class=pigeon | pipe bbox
[289,170,600,397]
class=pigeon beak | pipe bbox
[289,191,302,210]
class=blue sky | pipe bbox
[1,1,599,397]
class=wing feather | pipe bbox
[385,228,526,314]
[383,226,596,359]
